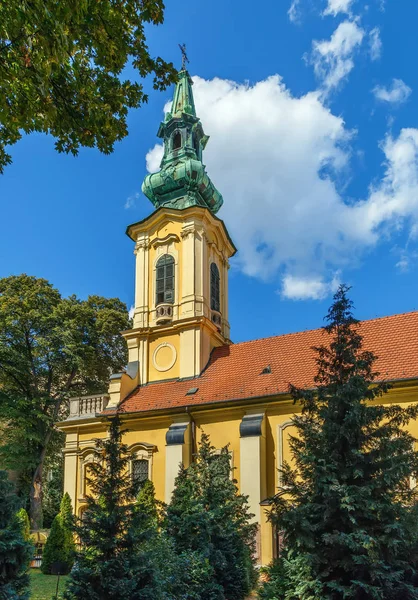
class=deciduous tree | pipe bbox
[0,274,130,529]
[0,0,176,172]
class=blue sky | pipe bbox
[1,0,418,343]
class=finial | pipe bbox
[178,43,189,70]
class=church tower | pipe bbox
[108,65,236,406]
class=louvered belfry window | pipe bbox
[156,254,175,306]
[210,262,220,312]
[132,459,149,489]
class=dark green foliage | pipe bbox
[42,450,64,529]
[155,536,224,600]
[0,274,130,529]
[136,479,159,526]
[0,470,32,600]
[258,551,322,600]
[265,285,418,600]
[166,432,257,600]
[0,1,177,172]
[63,416,158,600]
[41,493,75,575]
[15,509,31,543]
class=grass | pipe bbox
[29,569,258,599]
[30,569,69,599]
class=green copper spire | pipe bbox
[142,57,223,214]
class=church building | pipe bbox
[58,65,418,566]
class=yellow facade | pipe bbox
[57,67,418,567]
[59,381,418,566]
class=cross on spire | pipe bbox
[178,43,189,70]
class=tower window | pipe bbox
[210,262,220,312]
[132,459,149,491]
[173,131,182,150]
[156,254,175,306]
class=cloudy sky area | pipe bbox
[1,0,417,341]
[146,0,418,302]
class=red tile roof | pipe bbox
[116,311,418,415]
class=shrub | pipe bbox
[41,493,75,575]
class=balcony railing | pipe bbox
[68,394,109,420]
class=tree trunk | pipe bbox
[30,461,44,530]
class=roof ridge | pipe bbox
[229,309,418,349]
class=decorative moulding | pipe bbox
[166,422,189,445]
[152,342,177,372]
[239,414,264,438]
[151,233,180,248]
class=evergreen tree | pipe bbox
[136,479,159,527]
[64,415,158,600]
[41,493,75,574]
[15,509,31,543]
[0,471,32,600]
[166,433,257,600]
[264,285,418,600]
[43,451,64,529]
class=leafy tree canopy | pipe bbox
[0,274,130,529]
[266,285,418,600]
[0,0,177,172]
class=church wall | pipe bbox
[148,333,181,381]
[193,412,243,482]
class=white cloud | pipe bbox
[323,0,354,17]
[310,20,364,93]
[128,305,135,319]
[373,78,412,105]
[146,76,418,300]
[369,27,382,61]
[125,191,140,209]
[288,0,301,23]
[281,273,340,300]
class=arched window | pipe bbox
[132,459,149,492]
[156,254,175,305]
[210,263,220,312]
[172,131,182,150]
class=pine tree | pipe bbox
[166,433,257,600]
[63,415,158,600]
[0,471,32,600]
[265,285,418,600]
[41,493,75,575]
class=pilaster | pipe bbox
[239,412,266,563]
[164,417,192,503]
[63,432,79,513]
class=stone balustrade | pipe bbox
[68,394,109,420]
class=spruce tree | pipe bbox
[63,415,158,600]
[265,285,418,600]
[0,471,32,600]
[41,493,75,575]
[166,433,257,600]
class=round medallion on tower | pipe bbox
[152,343,177,372]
